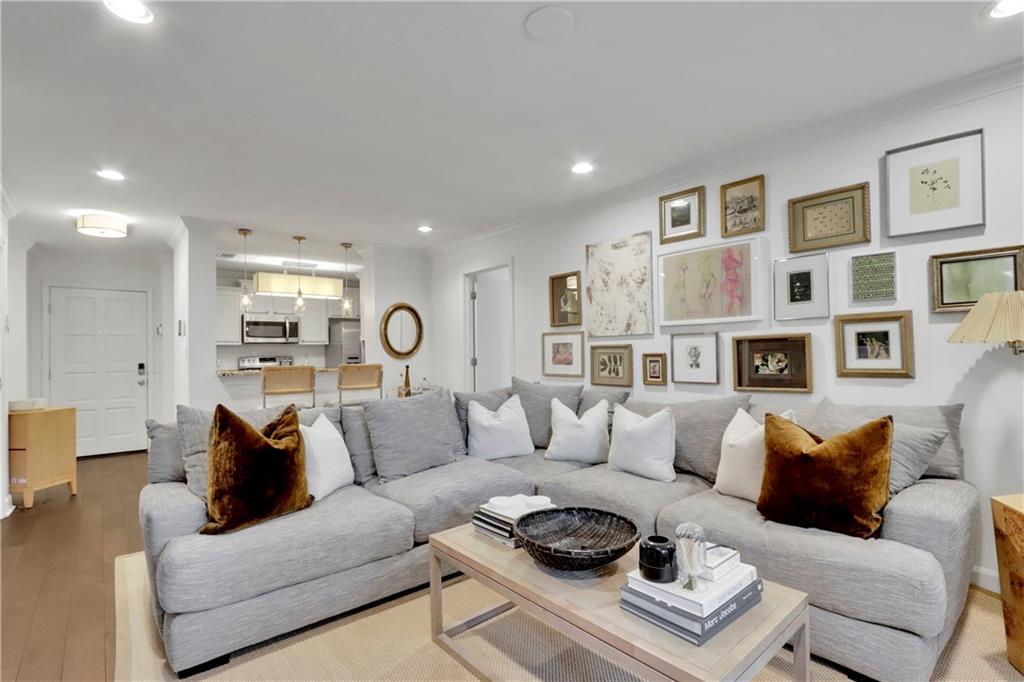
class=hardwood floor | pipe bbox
[1,451,147,682]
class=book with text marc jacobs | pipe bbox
[620,579,763,636]
[626,563,757,617]
[619,585,760,646]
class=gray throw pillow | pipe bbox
[341,406,377,484]
[145,419,185,484]
[362,390,462,483]
[820,398,964,479]
[453,387,511,441]
[578,388,630,419]
[511,377,584,448]
[798,403,948,495]
[624,395,750,482]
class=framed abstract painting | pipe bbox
[733,333,813,393]
[585,231,653,337]
[851,251,897,302]
[541,332,584,378]
[929,245,1024,312]
[657,238,765,327]
[549,271,582,327]
[788,182,870,253]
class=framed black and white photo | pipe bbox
[773,253,829,320]
[670,333,719,384]
[659,185,705,245]
[834,311,915,378]
[884,129,985,237]
[541,332,584,378]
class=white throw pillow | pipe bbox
[607,405,676,482]
[714,408,795,503]
[546,398,610,464]
[300,413,355,502]
[467,394,535,459]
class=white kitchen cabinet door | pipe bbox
[272,296,297,315]
[216,287,242,345]
[300,298,328,344]
[249,294,273,314]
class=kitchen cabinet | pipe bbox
[300,298,329,344]
[249,294,273,314]
[216,287,242,345]
[272,296,297,315]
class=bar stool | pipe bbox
[261,365,317,408]
[338,363,383,404]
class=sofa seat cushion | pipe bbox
[538,465,710,537]
[156,485,414,614]
[493,449,591,486]
[656,489,947,638]
[366,457,533,543]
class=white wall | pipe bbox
[0,184,20,517]
[6,239,32,401]
[431,73,1024,591]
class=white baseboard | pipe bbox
[972,566,1001,594]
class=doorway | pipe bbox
[465,263,514,391]
[48,286,150,456]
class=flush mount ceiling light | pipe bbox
[103,0,153,23]
[96,169,126,181]
[986,0,1024,17]
[418,225,433,233]
[571,161,594,174]
[76,213,128,239]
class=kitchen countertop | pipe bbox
[217,366,340,377]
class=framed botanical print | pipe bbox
[721,175,765,237]
[642,353,667,386]
[659,185,705,244]
[773,253,829,320]
[885,129,985,237]
[929,245,1024,312]
[733,334,812,393]
[834,311,914,379]
[851,251,897,302]
[671,333,719,384]
[590,344,633,387]
[549,271,582,327]
[788,182,870,252]
[657,238,765,327]
[542,332,584,378]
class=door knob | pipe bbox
[138,379,147,386]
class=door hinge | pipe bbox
[48,303,52,314]
[470,357,478,367]
[469,290,478,301]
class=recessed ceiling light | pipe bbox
[76,214,128,239]
[571,161,594,174]
[988,0,1024,17]
[96,169,125,181]
[103,0,154,24]
[418,225,433,233]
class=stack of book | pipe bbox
[620,545,762,646]
[472,494,555,548]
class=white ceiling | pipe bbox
[4,2,1022,255]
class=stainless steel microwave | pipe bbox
[242,314,299,344]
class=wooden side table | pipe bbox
[992,494,1024,674]
[8,407,77,508]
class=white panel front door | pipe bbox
[50,287,149,456]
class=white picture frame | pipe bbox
[773,253,829,320]
[541,332,584,378]
[671,333,719,384]
[884,129,985,237]
[585,231,653,337]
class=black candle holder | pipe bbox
[638,534,676,583]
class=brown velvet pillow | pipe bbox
[201,404,312,534]
[757,413,893,539]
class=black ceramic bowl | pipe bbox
[513,507,641,572]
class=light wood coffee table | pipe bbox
[429,524,809,681]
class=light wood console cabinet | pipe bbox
[8,407,77,508]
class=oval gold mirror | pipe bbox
[380,302,423,360]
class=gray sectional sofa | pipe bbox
[140,387,978,681]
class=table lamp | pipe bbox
[948,291,1024,355]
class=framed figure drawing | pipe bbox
[542,332,584,378]
[885,129,984,237]
[585,231,653,337]
[834,311,914,379]
[642,353,667,386]
[671,333,719,384]
[590,344,633,387]
[659,185,705,245]
[788,182,870,252]
[733,333,812,393]
[721,175,765,237]
[929,245,1023,312]
[658,238,764,326]
[549,271,581,326]
[851,251,897,302]
[773,253,829,320]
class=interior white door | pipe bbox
[50,287,149,456]
[469,267,513,392]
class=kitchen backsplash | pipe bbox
[216,343,328,370]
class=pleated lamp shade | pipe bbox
[948,291,1024,355]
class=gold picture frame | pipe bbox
[788,182,870,253]
[659,185,706,244]
[929,245,1024,313]
[590,344,633,387]
[834,311,914,379]
[549,271,582,326]
[642,353,667,386]
[721,175,765,238]
[733,333,812,393]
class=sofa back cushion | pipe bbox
[362,389,463,483]
[623,395,751,481]
[453,387,511,441]
[467,395,534,460]
[510,377,583,448]
[577,388,630,419]
[145,419,185,483]
[341,406,377,484]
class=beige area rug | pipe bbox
[116,552,1021,681]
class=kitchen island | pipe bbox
[216,366,382,406]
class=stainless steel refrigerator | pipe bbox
[325,319,363,367]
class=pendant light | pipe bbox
[293,235,306,313]
[340,242,353,315]
[238,228,254,312]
